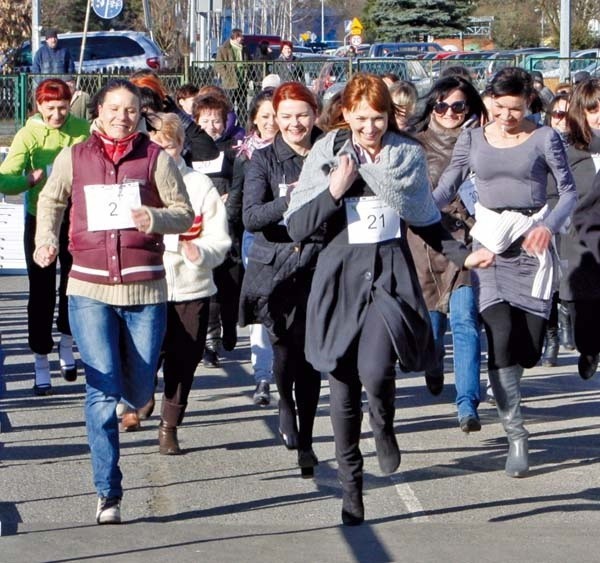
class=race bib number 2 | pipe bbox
[84,182,142,231]
[345,196,402,244]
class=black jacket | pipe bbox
[239,130,323,336]
[553,142,600,300]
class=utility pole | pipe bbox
[559,0,570,82]
[31,0,41,57]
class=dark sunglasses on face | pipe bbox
[433,100,467,115]
[551,110,567,119]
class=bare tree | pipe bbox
[150,0,190,66]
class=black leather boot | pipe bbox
[558,303,575,351]
[541,327,559,367]
[341,478,364,526]
[489,365,529,477]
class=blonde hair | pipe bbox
[388,81,417,115]
[152,112,185,147]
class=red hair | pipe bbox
[35,79,71,104]
[281,40,293,50]
[130,73,167,100]
[338,73,399,132]
[273,82,318,114]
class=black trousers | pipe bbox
[567,299,600,356]
[206,261,241,347]
[480,302,546,370]
[161,297,210,426]
[327,302,398,487]
[24,212,72,354]
[270,313,321,451]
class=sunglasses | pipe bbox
[551,110,567,120]
[433,100,467,115]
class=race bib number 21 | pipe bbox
[345,196,402,244]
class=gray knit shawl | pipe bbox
[284,130,441,227]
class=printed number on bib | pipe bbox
[84,182,142,232]
[345,196,402,244]
[458,174,478,217]
[192,152,225,174]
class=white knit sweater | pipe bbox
[163,158,231,302]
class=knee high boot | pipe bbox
[328,374,365,525]
[488,365,529,477]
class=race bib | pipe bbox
[84,182,141,232]
[192,152,225,174]
[345,196,402,244]
[458,175,478,216]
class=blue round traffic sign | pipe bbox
[92,0,124,20]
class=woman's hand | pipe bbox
[329,154,358,201]
[27,169,44,187]
[464,247,495,270]
[34,245,57,268]
[181,240,201,262]
[131,208,151,232]
[522,225,552,255]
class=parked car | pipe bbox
[368,42,444,57]
[242,34,281,59]
[7,30,166,73]
[269,45,320,59]
[526,49,600,78]
[312,57,432,99]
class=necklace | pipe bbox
[500,126,523,139]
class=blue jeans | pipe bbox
[242,230,274,384]
[429,285,481,421]
[69,296,166,498]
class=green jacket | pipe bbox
[0,113,90,215]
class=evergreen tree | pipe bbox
[366,0,474,41]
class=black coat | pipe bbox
[568,166,600,302]
[286,176,470,374]
[553,143,600,300]
[239,130,323,337]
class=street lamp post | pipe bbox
[321,0,325,42]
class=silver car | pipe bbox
[8,30,165,73]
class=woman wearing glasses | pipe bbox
[433,68,576,478]
[546,93,570,145]
[408,76,488,432]
[555,79,600,380]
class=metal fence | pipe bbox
[1,54,590,139]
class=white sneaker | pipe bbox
[96,496,121,524]
[116,402,127,418]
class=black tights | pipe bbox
[270,318,321,451]
[328,303,398,486]
[480,302,546,370]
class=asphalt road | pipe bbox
[1,274,600,562]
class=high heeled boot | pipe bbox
[558,303,575,351]
[541,326,559,367]
[488,365,529,478]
